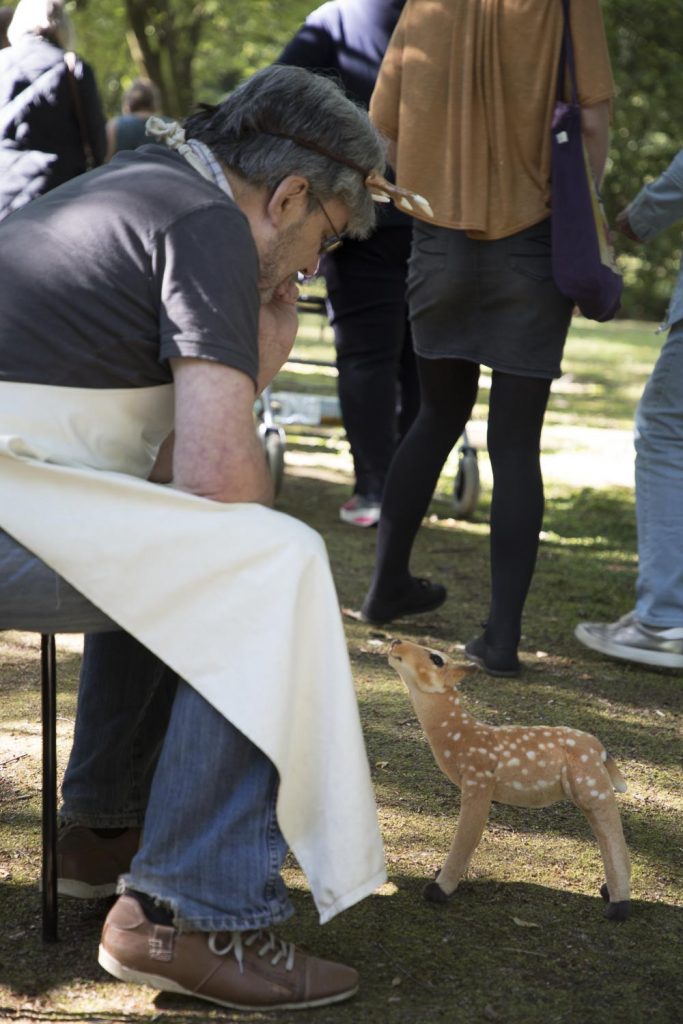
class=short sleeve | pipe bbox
[369,11,406,141]
[155,203,261,386]
[570,0,616,107]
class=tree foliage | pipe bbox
[56,1,680,318]
[601,0,683,320]
[68,0,311,115]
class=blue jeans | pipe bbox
[0,531,292,931]
[634,317,683,626]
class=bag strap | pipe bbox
[556,0,578,105]
[63,52,95,168]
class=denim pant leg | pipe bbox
[634,318,683,626]
[121,678,292,932]
[61,632,177,828]
[0,529,118,633]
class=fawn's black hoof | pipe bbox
[423,880,449,904]
[605,899,631,922]
[600,884,631,920]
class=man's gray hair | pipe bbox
[184,65,387,239]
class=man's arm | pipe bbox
[153,278,299,501]
[255,277,299,394]
[618,150,683,243]
[170,358,274,506]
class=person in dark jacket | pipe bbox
[0,0,106,222]
[278,0,419,528]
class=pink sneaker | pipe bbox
[339,494,381,528]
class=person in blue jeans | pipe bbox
[278,0,419,528]
[0,65,391,1010]
[576,149,683,669]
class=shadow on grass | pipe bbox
[1,877,681,1024]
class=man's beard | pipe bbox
[258,222,299,304]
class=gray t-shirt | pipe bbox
[0,146,260,388]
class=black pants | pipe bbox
[322,226,419,499]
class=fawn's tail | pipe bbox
[605,754,628,793]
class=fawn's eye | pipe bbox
[429,653,444,668]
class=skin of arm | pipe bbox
[104,119,117,162]
[255,276,300,393]
[169,357,274,506]
[149,277,300,501]
[580,99,610,188]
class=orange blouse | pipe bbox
[369,0,615,239]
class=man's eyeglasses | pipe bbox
[315,196,344,254]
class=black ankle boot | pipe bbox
[360,577,447,626]
[464,634,521,677]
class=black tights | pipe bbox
[366,356,551,649]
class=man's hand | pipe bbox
[615,207,641,242]
[257,277,299,393]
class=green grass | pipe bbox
[1,316,681,1024]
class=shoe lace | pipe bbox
[208,929,295,974]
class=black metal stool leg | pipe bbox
[41,633,58,941]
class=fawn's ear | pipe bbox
[449,663,478,685]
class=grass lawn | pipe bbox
[1,315,681,1024]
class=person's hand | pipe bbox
[256,276,299,393]
[615,207,641,242]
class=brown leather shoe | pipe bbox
[98,894,359,1010]
[58,826,141,898]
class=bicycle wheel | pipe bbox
[451,446,480,519]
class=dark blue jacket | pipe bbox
[278,0,406,107]
[278,0,408,229]
[0,35,106,221]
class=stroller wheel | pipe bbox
[261,425,286,496]
[452,446,480,519]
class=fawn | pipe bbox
[388,639,631,920]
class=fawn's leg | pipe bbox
[424,791,493,902]
[581,798,631,919]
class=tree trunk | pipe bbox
[124,0,205,118]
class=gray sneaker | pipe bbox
[575,610,683,669]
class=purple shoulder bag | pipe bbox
[550,0,622,321]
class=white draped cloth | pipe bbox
[0,380,386,923]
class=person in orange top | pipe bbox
[360,0,615,676]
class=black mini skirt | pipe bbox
[407,217,573,379]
